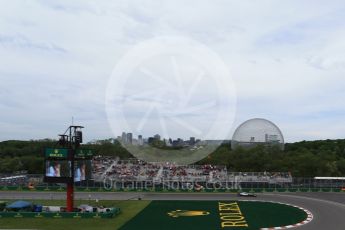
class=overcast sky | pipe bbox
[1,0,345,143]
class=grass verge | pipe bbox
[0,199,150,230]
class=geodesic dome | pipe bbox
[231,118,284,150]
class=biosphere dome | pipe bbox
[231,118,284,150]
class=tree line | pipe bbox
[1,138,345,177]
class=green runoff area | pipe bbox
[0,199,307,230]
[0,200,150,230]
[120,200,308,230]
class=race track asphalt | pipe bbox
[1,191,344,230]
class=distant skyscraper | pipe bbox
[148,137,154,144]
[127,133,133,144]
[190,137,196,145]
[122,132,127,143]
[154,134,161,141]
[172,138,184,147]
[138,135,143,146]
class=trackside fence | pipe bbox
[1,174,345,193]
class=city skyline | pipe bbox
[117,131,200,146]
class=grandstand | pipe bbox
[93,157,228,183]
[0,157,294,190]
[0,175,27,186]
[10,157,345,190]
[92,157,292,189]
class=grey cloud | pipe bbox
[0,33,67,53]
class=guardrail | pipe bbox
[1,174,345,193]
